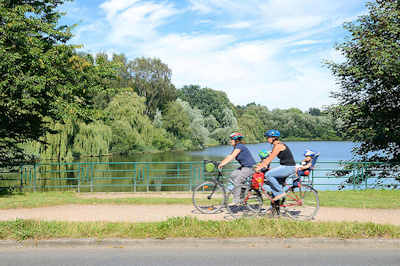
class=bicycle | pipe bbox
[192,160,230,214]
[227,172,319,220]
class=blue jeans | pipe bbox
[265,165,296,197]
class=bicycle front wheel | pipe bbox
[192,181,226,214]
[283,184,319,220]
[226,184,263,219]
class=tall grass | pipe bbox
[0,217,399,240]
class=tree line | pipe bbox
[1,0,399,166]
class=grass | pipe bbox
[0,189,399,209]
[0,217,399,240]
[0,191,193,209]
[317,190,400,209]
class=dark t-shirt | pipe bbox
[233,143,256,168]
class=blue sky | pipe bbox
[60,0,369,111]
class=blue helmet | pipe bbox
[304,149,316,157]
[264,129,280,138]
[258,149,271,160]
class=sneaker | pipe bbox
[271,200,280,216]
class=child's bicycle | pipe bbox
[226,172,319,220]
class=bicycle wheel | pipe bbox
[282,184,319,220]
[226,184,263,218]
[192,181,226,214]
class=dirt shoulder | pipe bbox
[1,204,400,225]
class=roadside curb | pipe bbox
[1,238,400,249]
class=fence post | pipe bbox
[363,163,367,190]
[133,163,136,192]
[146,164,150,192]
[90,163,94,192]
[19,165,23,192]
[311,169,314,185]
[189,164,193,191]
[77,167,80,193]
[33,164,37,192]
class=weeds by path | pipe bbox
[0,190,399,209]
[0,217,399,241]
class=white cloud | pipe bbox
[68,0,368,110]
[132,32,337,110]
[290,39,329,46]
[100,0,179,42]
[100,0,141,19]
[223,21,252,29]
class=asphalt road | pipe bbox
[0,247,399,266]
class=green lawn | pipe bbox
[0,190,399,209]
[0,217,399,240]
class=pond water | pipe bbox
[15,141,398,192]
[112,141,356,163]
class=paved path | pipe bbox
[1,204,400,225]
[1,247,399,266]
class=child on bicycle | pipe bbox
[257,149,271,173]
[293,149,318,187]
[296,150,316,176]
[250,150,271,190]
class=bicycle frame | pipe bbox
[254,175,307,208]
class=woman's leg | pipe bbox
[265,165,295,200]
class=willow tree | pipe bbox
[177,99,209,148]
[105,90,173,153]
[326,0,400,162]
[73,121,112,157]
[0,0,112,167]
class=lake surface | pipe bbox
[17,141,397,192]
[112,141,356,163]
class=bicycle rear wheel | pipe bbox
[282,184,319,220]
[226,184,263,218]
[192,181,225,214]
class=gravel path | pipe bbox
[1,204,400,225]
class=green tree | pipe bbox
[326,0,400,162]
[177,99,209,148]
[177,85,235,126]
[163,101,191,139]
[105,90,173,153]
[308,107,321,116]
[0,0,111,167]
[129,57,177,118]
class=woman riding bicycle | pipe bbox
[256,129,296,204]
[218,132,256,204]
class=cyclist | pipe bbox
[256,129,296,204]
[218,132,256,204]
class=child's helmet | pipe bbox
[258,149,271,159]
[304,149,316,157]
[229,132,243,140]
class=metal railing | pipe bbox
[0,161,399,192]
